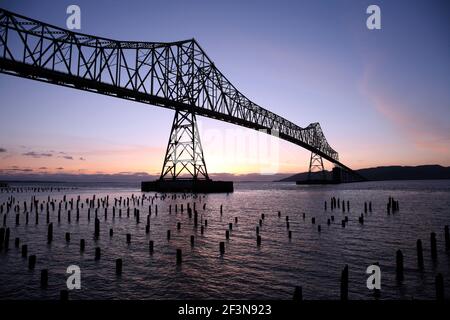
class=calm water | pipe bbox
[0,180,449,300]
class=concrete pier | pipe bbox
[141,179,233,193]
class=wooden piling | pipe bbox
[396,250,404,281]
[435,273,444,301]
[0,227,4,250]
[80,239,85,252]
[116,258,123,275]
[445,225,450,251]
[94,246,102,260]
[257,235,261,246]
[293,286,303,301]
[94,218,100,239]
[28,255,36,269]
[47,223,53,244]
[430,232,437,261]
[220,241,225,255]
[416,239,424,269]
[176,249,182,264]
[167,230,171,240]
[340,265,348,301]
[126,233,131,243]
[60,290,69,301]
[40,269,48,288]
[149,240,154,254]
[21,244,28,257]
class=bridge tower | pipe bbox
[307,152,326,181]
[141,109,233,192]
[160,110,209,180]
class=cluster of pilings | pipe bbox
[387,197,399,214]
[0,192,448,300]
[394,227,449,301]
[0,186,77,193]
[327,196,351,213]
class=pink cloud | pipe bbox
[361,64,450,156]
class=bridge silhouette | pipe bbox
[0,8,365,192]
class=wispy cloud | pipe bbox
[0,166,33,173]
[117,171,150,176]
[0,148,6,153]
[62,156,74,160]
[361,64,450,156]
[23,151,53,158]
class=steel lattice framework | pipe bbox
[308,152,325,180]
[0,8,361,176]
[161,110,209,180]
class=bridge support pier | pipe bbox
[307,152,326,181]
[142,109,233,193]
[332,166,342,183]
[296,152,336,185]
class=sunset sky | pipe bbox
[0,0,449,178]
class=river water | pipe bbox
[0,180,449,300]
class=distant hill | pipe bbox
[279,165,450,182]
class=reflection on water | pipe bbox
[0,180,449,300]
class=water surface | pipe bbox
[0,180,449,300]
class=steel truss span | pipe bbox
[0,8,359,175]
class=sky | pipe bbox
[0,0,449,179]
